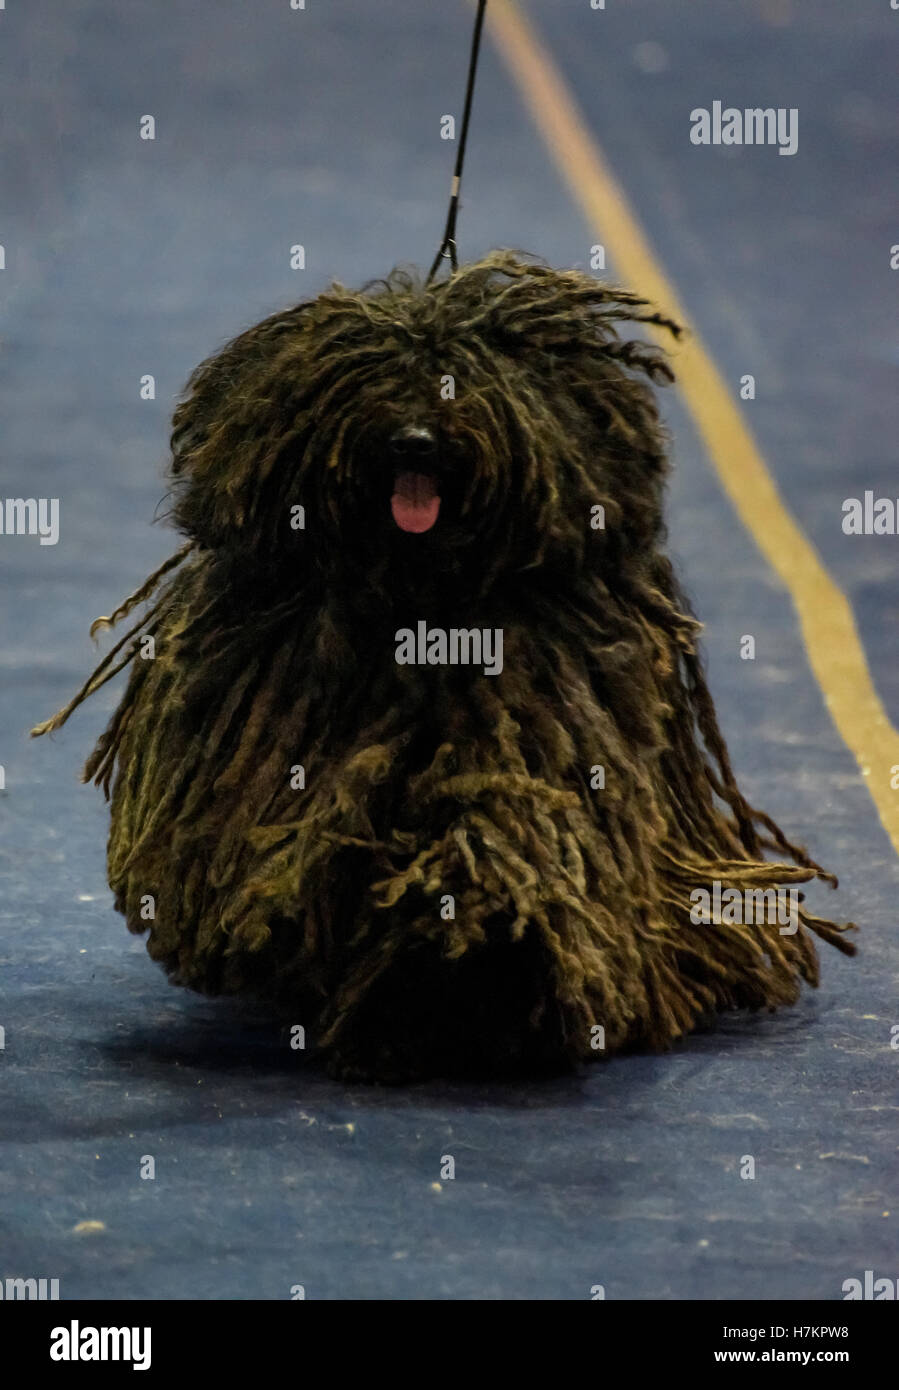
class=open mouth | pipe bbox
[390,470,441,533]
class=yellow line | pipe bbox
[486,0,899,853]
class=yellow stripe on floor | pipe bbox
[486,0,899,854]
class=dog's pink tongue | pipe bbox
[391,471,441,533]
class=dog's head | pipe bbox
[168,251,680,599]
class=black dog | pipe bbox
[34,251,854,1081]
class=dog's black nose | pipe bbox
[389,425,437,458]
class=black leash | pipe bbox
[426,0,488,283]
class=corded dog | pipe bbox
[34,252,855,1081]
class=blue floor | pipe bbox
[1,0,896,1299]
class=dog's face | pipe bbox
[168,252,679,600]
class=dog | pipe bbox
[34,251,855,1081]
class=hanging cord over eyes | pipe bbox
[426,0,488,284]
